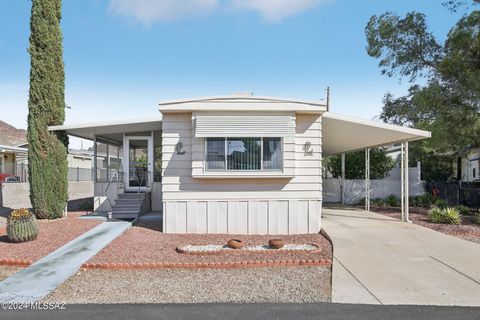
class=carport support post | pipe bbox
[341,153,345,204]
[93,136,97,183]
[365,148,370,211]
[405,141,410,222]
[401,143,405,221]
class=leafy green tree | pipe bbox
[365,0,480,181]
[27,0,68,219]
[326,148,395,180]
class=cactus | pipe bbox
[7,208,39,243]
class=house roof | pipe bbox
[0,144,28,154]
[48,97,430,155]
[48,117,163,143]
[158,95,327,114]
[322,112,431,156]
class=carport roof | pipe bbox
[322,112,430,156]
[48,117,162,142]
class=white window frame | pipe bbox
[204,137,283,172]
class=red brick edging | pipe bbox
[0,258,332,269]
[81,259,332,270]
[0,259,32,267]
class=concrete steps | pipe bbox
[111,192,149,220]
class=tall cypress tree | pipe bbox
[27,0,68,219]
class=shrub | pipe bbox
[428,207,444,224]
[434,199,448,209]
[27,0,68,219]
[7,208,39,243]
[371,198,386,207]
[474,213,480,225]
[428,207,461,225]
[385,194,400,207]
[410,194,442,209]
[455,205,471,216]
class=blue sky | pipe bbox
[0,0,463,137]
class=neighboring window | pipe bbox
[473,168,476,178]
[206,137,282,171]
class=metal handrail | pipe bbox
[137,170,151,195]
[103,171,120,216]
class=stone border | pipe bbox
[176,243,322,255]
[0,258,331,269]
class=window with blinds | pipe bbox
[206,137,282,171]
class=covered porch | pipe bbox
[49,117,163,219]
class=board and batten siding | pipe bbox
[161,112,322,234]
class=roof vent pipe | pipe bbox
[325,86,330,112]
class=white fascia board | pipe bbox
[48,116,163,132]
[158,95,327,114]
[323,112,431,138]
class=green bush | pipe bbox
[27,0,68,219]
[410,194,440,208]
[428,207,462,225]
[385,194,400,207]
[474,213,480,225]
[455,205,471,216]
[434,199,448,209]
[371,198,386,207]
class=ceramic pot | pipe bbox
[268,239,285,249]
[227,239,244,249]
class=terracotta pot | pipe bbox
[227,239,244,249]
[269,239,285,249]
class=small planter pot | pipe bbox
[227,239,244,249]
[268,239,285,249]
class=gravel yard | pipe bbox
[371,207,480,244]
[87,226,332,265]
[0,212,102,263]
[44,266,331,303]
[0,266,19,282]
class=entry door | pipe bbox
[124,136,153,191]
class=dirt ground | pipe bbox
[44,266,332,303]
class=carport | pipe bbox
[321,112,431,222]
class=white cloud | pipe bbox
[230,0,330,22]
[108,0,330,24]
[108,0,219,25]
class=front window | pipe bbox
[206,137,282,171]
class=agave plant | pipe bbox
[474,213,480,225]
[428,207,461,225]
[442,207,462,225]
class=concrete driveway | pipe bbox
[322,205,480,306]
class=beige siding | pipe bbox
[161,112,322,234]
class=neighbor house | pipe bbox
[49,95,430,234]
[453,146,480,182]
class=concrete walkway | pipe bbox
[0,220,131,303]
[323,206,480,306]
